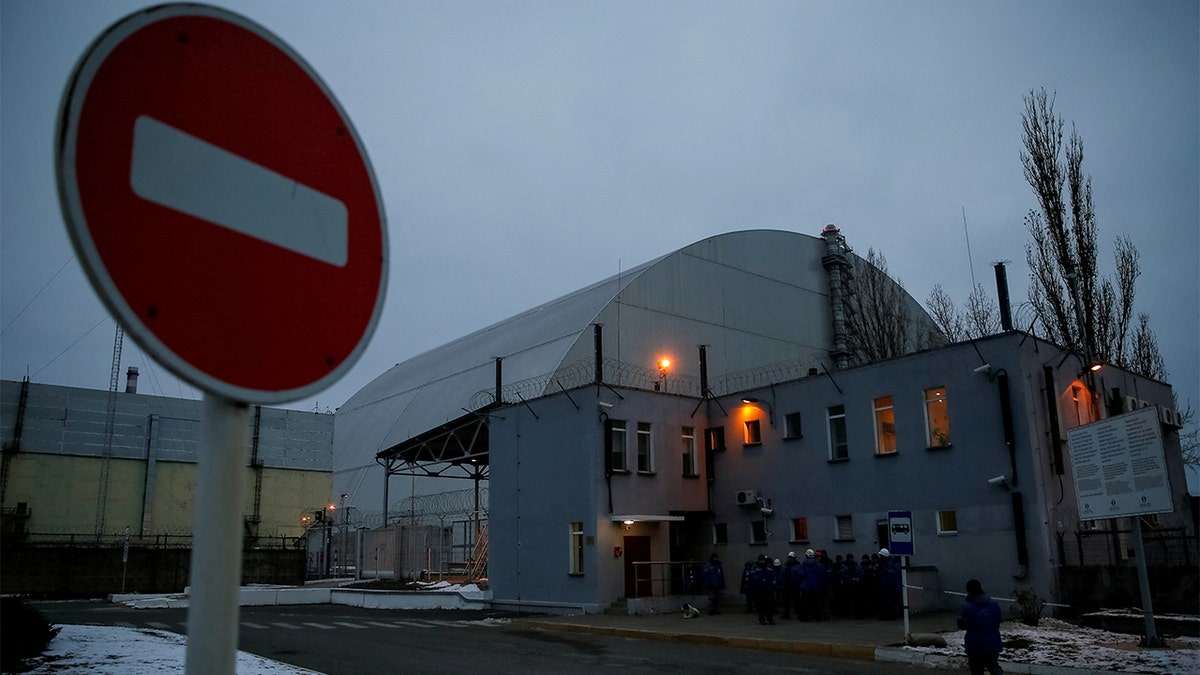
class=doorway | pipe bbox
[623,535,651,598]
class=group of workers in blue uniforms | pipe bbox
[734,547,903,624]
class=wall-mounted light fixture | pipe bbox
[741,397,775,427]
[658,358,671,379]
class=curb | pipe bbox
[519,619,1111,674]
[514,618,876,660]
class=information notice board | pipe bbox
[1066,406,1173,521]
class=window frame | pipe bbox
[705,426,726,452]
[790,516,809,543]
[681,426,698,478]
[873,395,897,455]
[636,421,654,473]
[609,420,628,472]
[743,418,762,446]
[750,519,768,544]
[924,386,951,448]
[834,514,854,541]
[937,509,958,535]
[827,405,848,461]
[783,412,803,440]
[568,521,585,575]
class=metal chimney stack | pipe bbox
[994,262,1013,332]
[125,366,139,394]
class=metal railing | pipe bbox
[628,560,703,598]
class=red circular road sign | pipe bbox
[56,4,387,404]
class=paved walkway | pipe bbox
[518,609,944,657]
[515,609,1100,674]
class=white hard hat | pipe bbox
[879,548,890,556]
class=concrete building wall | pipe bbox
[483,332,1193,612]
[1,380,333,541]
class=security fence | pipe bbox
[328,488,487,582]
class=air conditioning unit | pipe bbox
[1159,407,1184,429]
[735,489,758,507]
[1122,396,1150,413]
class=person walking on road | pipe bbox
[957,579,1004,675]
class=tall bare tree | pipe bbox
[926,283,1000,342]
[1020,88,1164,379]
[846,248,943,364]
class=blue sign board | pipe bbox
[887,510,915,556]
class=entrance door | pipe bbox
[623,535,651,598]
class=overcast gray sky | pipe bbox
[2,1,1197,489]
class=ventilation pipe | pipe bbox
[125,366,139,394]
[593,324,603,384]
[820,225,853,369]
[994,262,1013,332]
[698,345,709,396]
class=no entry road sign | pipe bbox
[56,4,387,403]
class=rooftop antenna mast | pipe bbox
[962,206,977,289]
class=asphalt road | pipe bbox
[31,601,956,674]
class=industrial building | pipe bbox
[0,375,333,546]
[336,228,1194,613]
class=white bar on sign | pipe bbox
[130,115,348,267]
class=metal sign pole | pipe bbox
[901,556,911,644]
[1130,517,1160,647]
[185,394,249,675]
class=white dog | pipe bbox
[681,603,701,619]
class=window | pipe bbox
[790,517,809,542]
[705,426,726,452]
[784,412,802,439]
[637,422,654,472]
[608,420,628,472]
[937,509,958,535]
[874,396,897,454]
[827,405,848,460]
[568,522,584,574]
[713,523,728,545]
[743,419,762,445]
[681,426,698,477]
[925,387,951,447]
[751,520,767,544]
[835,515,854,541]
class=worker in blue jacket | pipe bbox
[957,579,1004,674]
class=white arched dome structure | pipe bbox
[333,228,939,509]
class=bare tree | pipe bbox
[926,284,966,342]
[925,283,1000,342]
[1020,88,1164,378]
[846,248,944,363]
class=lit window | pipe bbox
[791,517,809,542]
[681,426,698,477]
[705,426,726,452]
[713,523,728,545]
[751,520,767,544]
[925,387,951,447]
[637,422,654,473]
[874,396,897,455]
[827,405,848,460]
[835,515,854,541]
[784,412,802,439]
[569,522,584,574]
[743,419,762,445]
[937,510,958,535]
[608,420,627,472]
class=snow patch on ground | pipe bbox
[904,618,1200,675]
[19,625,320,675]
[412,581,481,593]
